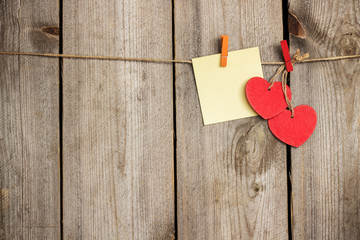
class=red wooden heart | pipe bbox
[246,77,292,119]
[268,105,317,147]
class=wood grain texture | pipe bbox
[174,0,288,239]
[62,1,174,239]
[289,1,360,239]
[0,0,60,239]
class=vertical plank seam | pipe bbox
[17,0,25,235]
[59,0,64,239]
[172,0,178,239]
[282,0,293,239]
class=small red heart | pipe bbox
[268,105,317,147]
[246,77,292,119]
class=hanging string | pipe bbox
[268,49,310,117]
[0,50,360,65]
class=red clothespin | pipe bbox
[220,35,229,67]
[280,40,293,72]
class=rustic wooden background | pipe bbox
[0,0,359,239]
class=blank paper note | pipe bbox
[192,47,263,125]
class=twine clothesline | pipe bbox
[1,49,358,118]
[1,51,360,65]
[0,51,193,64]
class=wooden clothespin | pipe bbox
[220,35,229,67]
[280,40,293,72]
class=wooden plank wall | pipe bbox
[0,0,61,239]
[1,0,360,239]
[289,0,360,239]
[174,1,288,239]
[62,0,175,239]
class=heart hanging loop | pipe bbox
[281,70,294,117]
[267,49,309,117]
[268,64,285,89]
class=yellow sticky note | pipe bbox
[192,47,263,125]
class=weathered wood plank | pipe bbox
[289,1,360,239]
[174,1,288,239]
[0,0,60,239]
[62,1,174,239]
